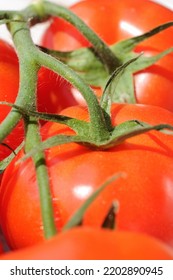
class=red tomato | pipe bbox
[0,242,3,254]
[0,245,3,254]
[42,0,173,51]
[134,47,173,112]
[0,38,78,164]
[0,40,24,161]
[1,104,173,249]
[37,67,78,114]
[1,228,173,260]
[41,0,173,112]
[0,230,6,254]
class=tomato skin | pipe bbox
[0,245,3,255]
[41,0,173,113]
[1,104,173,249]
[0,38,78,163]
[0,241,3,254]
[37,67,78,114]
[134,47,173,111]
[0,228,173,260]
[42,0,173,51]
[0,40,24,161]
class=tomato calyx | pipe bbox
[25,120,173,155]
[29,0,119,73]
[3,52,173,155]
[40,21,173,104]
[6,101,173,163]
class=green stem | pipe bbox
[5,18,57,239]
[0,11,18,19]
[26,0,119,73]
[24,116,57,239]
[35,50,111,140]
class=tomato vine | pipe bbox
[0,0,173,243]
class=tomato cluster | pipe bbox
[0,0,173,260]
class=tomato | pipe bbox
[0,240,3,254]
[0,39,79,165]
[0,40,24,161]
[42,0,173,51]
[41,0,173,112]
[1,228,173,260]
[134,47,173,112]
[0,229,6,254]
[37,67,78,114]
[0,244,3,254]
[1,104,173,249]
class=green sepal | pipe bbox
[0,101,90,137]
[0,19,24,25]
[113,21,173,54]
[62,174,122,231]
[39,45,108,87]
[40,22,173,105]
[100,55,141,115]
[20,120,173,163]
[104,47,173,105]
[0,142,24,173]
[17,134,88,163]
[104,121,173,148]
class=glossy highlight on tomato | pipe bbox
[134,47,173,112]
[42,0,173,51]
[0,228,173,260]
[1,104,173,249]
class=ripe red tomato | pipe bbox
[42,0,173,51]
[0,230,6,254]
[134,46,173,112]
[0,241,3,254]
[0,38,78,165]
[41,0,173,112]
[0,40,24,161]
[37,67,78,114]
[1,228,173,260]
[1,104,173,249]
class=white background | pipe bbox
[0,0,173,9]
[0,0,173,44]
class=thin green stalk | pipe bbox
[0,11,18,19]
[4,18,57,238]
[26,0,119,73]
[0,17,38,143]
[24,116,57,239]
